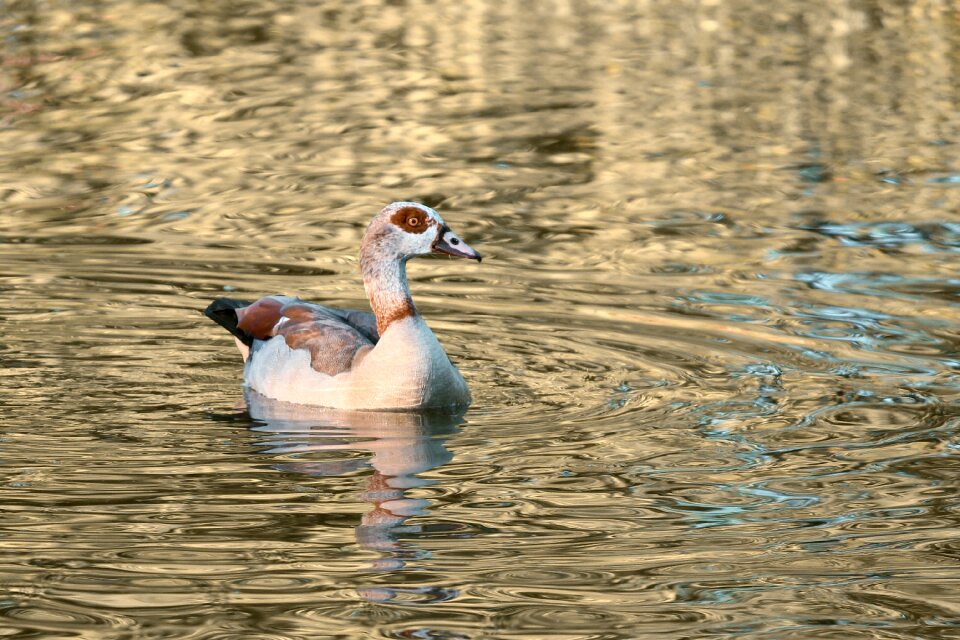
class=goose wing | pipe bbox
[209,296,379,376]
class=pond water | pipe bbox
[2,1,960,638]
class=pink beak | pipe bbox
[433,225,482,262]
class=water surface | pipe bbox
[2,1,960,638]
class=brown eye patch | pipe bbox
[390,206,432,234]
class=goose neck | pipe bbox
[361,253,418,336]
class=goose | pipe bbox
[204,202,481,411]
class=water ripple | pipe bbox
[2,1,960,639]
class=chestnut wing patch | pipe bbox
[236,297,285,341]
[238,298,378,376]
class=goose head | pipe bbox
[361,202,482,264]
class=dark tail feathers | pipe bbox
[204,298,254,346]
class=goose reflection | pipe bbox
[245,390,464,603]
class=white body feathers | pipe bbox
[244,313,471,410]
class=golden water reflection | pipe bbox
[247,392,463,605]
[0,0,959,638]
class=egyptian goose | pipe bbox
[205,202,481,411]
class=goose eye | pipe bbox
[390,206,432,233]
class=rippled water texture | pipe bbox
[3,1,960,638]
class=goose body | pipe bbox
[205,202,481,411]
